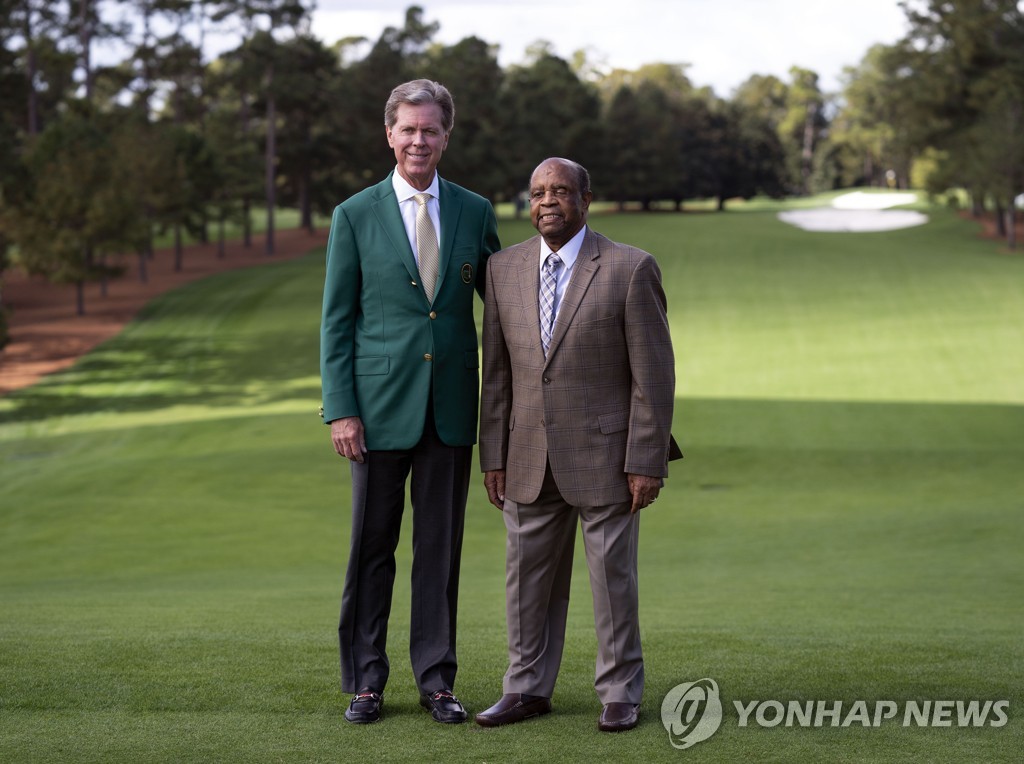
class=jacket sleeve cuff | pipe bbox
[321,391,359,424]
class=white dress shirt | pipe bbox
[392,169,441,266]
[539,225,587,320]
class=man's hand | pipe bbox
[627,473,662,514]
[330,416,367,463]
[484,469,506,510]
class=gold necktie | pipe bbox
[414,193,439,301]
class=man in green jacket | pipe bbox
[320,79,500,725]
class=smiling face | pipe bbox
[529,159,592,250]
[386,102,450,190]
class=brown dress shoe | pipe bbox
[598,702,640,732]
[475,693,552,727]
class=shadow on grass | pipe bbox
[1,254,325,426]
[0,329,322,424]
[675,395,1024,453]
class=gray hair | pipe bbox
[384,79,455,133]
[569,159,591,196]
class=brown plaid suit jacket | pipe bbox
[479,227,675,506]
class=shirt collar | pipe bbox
[392,169,440,203]
[541,225,587,271]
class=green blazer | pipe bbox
[320,173,500,450]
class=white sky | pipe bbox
[310,0,912,96]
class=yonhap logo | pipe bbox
[661,678,723,749]
[660,678,1010,750]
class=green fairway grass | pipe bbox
[1,199,1022,762]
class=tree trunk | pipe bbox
[994,200,1006,238]
[971,192,984,217]
[0,283,6,351]
[243,197,252,248]
[174,224,183,272]
[1006,203,1017,250]
[264,61,276,256]
[139,2,153,116]
[801,102,818,195]
[238,86,253,249]
[300,173,313,234]
[77,246,93,315]
[218,215,226,258]
[23,10,39,135]
[301,126,314,233]
[138,229,153,283]
[79,0,93,102]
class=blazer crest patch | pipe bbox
[461,263,474,284]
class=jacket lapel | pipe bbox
[516,237,544,360]
[369,173,421,287]
[545,228,600,363]
[436,179,463,302]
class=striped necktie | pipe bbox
[414,193,439,301]
[539,252,562,357]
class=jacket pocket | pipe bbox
[578,315,619,332]
[598,410,629,434]
[354,355,390,375]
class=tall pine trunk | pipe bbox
[78,0,93,102]
[174,224,183,272]
[800,102,818,195]
[243,197,252,248]
[23,10,39,135]
[994,200,1006,238]
[264,61,276,256]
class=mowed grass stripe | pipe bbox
[596,209,1024,403]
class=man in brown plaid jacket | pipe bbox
[476,157,677,733]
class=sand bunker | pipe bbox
[779,191,929,232]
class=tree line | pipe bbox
[1,0,1021,347]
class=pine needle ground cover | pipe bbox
[1,201,1021,762]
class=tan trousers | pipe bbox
[501,465,644,704]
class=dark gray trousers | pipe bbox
[338,409,471,695]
